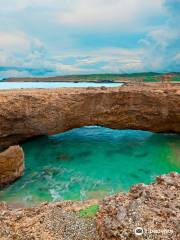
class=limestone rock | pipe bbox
[0,200,99,240]
[0,83,180,148]
[0,173,179,239]
[96,172,180,240]
[0,146,24,188]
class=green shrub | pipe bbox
[79,204,99,218]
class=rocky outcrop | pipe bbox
[0,200,99,240]
[0,173,179,239]
[0,83,180,147]
[0,146,24,187]
[96,172,180,240]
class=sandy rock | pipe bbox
[0,146,24,188]
[0,173,180,239]
[96,172,180,240]
[0,83,180,147]
[0,201,99,240]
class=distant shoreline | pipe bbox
[2,72,180,83]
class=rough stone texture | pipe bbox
[96,172,180,240]
[0,173,180,239]
[0,146,24,187]
[0,200,99,240]
[0,83,180,148]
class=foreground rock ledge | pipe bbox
[0,83,180,147]
[0,172,179,240]
[0,146,24,188]
[97,172,180,240]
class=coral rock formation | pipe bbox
[0,83,180,148]
[96,172,180,240]
[0,146,24,188]
[0,200,99,240]
[0,173,179,239]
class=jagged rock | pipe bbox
[0,83,180,147]
[0,146,24,188]
[96,172,180,240]
[0,173,179,239]
[0,200,99,240]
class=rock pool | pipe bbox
[0,126,180,207]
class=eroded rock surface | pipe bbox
[96,172,180,240]
[0,173,179,240]
[0,200,99,240]
[0,146,24,187]
[0,83,180,147]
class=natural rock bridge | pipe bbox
[0,83,180,148]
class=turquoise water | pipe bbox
[0,126,180,207]
[0,82,122,89]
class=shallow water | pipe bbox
[0,126,180,207]
[0,82,122,89]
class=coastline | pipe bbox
[2,72,180,83]
[0,172,179,239]
[0,83,179,239]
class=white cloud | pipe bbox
[173,53,180,62]
[52,47,144,74]
[0,0,61,11]
[0,31,46,67]
[0,32,31,51]
[138,0,180,73]
[101,61,143,73]
[0,0,179,76]
[57,0,164,31]
[146,28,178,50]
[55,63,82,73]
[0,70,32,80]
[0,31,43,52]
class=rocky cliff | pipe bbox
[0,146,24,187]
[0,83,180,147]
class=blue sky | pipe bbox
[0,0,179,78]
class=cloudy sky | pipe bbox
[0,0,179,78]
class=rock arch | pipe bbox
[0,84,180,148]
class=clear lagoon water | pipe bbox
[0,82,122,89]
[0,126,179,207]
